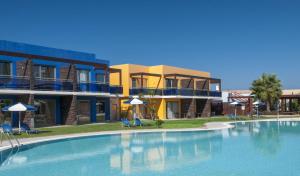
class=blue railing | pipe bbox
[35,79,64,91]
[0,76,30,89]
[163,88,179,95]
[194,90,209,96]
[61,81,73,91]
[179,88,194,96]
[0,76,112,93]
[209,91,222,97]
[110,86,123,94]
[130,88,163,96]
[141,87,222,97]
[34,79,73,91]
[77,82,109,92]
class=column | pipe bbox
[23,59,35,128]
[105,98,111,121]
[65,64,78,125]
[90,97,96,123]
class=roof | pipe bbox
[225,89,300,96]
[0,40,108,65]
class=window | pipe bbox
[96,101,105,114]
[0,61,11,76]
[34,65,56,79]
[166,79,177,88]
[132,78,138,88]
[95,73,106,84]
[132,78,147,88]
[77,70,90,83]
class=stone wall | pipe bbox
[196,99,211,117]
[16,60,29,77]
[181,99,196,118]
[180,79,194,89]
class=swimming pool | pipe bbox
[1,121,300,176]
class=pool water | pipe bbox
[1,121,300,176]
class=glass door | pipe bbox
[167,101,179,119]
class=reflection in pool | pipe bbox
[1,121,300,176]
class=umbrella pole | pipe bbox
[234,106,237,117]
[19,111,21,134]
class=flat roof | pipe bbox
[0,40,108,65]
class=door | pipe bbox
[167,101,179,119]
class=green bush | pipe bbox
[155,119,164,128]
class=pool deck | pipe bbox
[1,117,300,151]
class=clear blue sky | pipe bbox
[0,0,299,89]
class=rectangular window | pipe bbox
[96,101,105,114]
[0,61,11,76]
[34,65,56,79]
[95,73,106,84]
[77,70,90,83]
[166,79,177,88]
[132,78,138,88]
[132,78,147,88]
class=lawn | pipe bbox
[15,116,255,138]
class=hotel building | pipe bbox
[0,40,122,127]
[110,64,222,119]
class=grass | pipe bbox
[13,116,257,138]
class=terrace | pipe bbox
[0,41,123,95]
[129,72,222,97]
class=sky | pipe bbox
[0,0,299,89]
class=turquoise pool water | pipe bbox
[1,121,300,176]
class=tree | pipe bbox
[291,101,300,114]
[142,89,164,127]
[142,90,157,120]
[250,73,282,112]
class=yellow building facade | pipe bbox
[110,64,222,120]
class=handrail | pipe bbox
[130,87,221,97]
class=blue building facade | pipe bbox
[0,40,122,127]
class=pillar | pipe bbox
[65,64,78,125]
[23,59,35,128]
[104,98,111,121]
[90,97,96,123]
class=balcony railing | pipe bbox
[110,86,123,94]
[130,87,221,97]
[130,88,163,96]
[209,91,222,97]
[0,76,30,89]
[0,76,115,93]
[77,82,109,92]
[34,78,73,91]
[194,90,209,96]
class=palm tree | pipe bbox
[250,73,282,112]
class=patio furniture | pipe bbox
[20,123,39,134]
[121,118,131,127]
[134,118,143,127]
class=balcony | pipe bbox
[0,76,30,89]
[110,86,123,94]
[130,88,163,96]
[194,90,209,96]
[209,91,222,97]
[34,78,73,91]
[163,88,196,96]
[77,82,109,93]
[0,76,112,93]
[130,87,222,97]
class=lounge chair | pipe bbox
[1,123,21,146]
[21,123,39,134]
[121,118,131,127]
[1,124,15,134]
[134,118,143,127]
